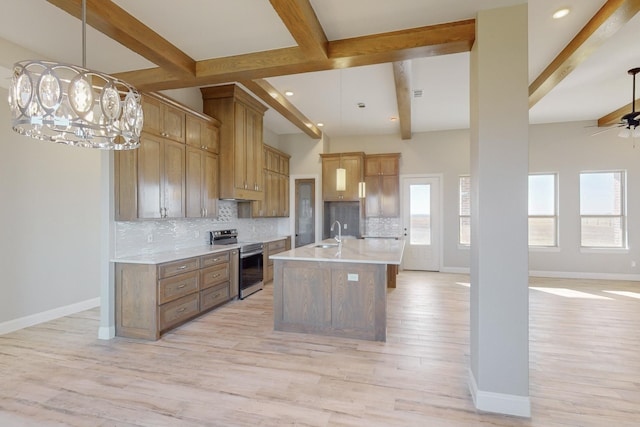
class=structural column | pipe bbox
[469,4,530,417]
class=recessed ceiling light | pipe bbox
[552,8,570,19]
[317,123,324,127]
[284,90,294,96]
[357,102,366,109]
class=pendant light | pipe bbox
[7,0,143,150]
[336,167,346,191]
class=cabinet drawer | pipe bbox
[158,258,199,279]
[200,282,230,311]
[200,263,230,290]
[158,271,199,304]
[268,239,286,252]
[200,251,230,268]
[159,293,199,331]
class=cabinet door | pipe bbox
[322,157,341,201]
[204,123,220,154]
[279,174,289,217]
[380,175,399,217]
[186,115,203,149]
[142,97,163,137]
[137,134,163,219]
[364,176,381,218]
[252,169,267,217]
[163,140,186,218]
[185,147,203,218]
[114,149,138,221]
[245,108,258,191]
[202,151,218,218]
[162,104,186,143]
[266,171,278,217]
[379,157,399,175]
[233,103,247,190]
[342,156,362,201]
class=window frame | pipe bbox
[528,172,559,248]
[579,170,627,249]
[458,175,471,247]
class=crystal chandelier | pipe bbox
[7,0,142,150]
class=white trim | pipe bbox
[529,270,640,281]
[98,325,116,340]
[468,368,531,418]
[580,247,629,254]
[441,266,470,274]
[439,268,640,281]
[0,297,100,335]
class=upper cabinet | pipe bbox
[115,93,220,220]
[142,95,186,143]
[364,153,400,218]
[321,152,365,201]
[201,84,267,201]
[239,144,290,218]
[186,115,219,153]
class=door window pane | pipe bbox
[410,184,431,245]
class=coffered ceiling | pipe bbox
[0,0,638,140]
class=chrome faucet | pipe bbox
[330,220,342,243]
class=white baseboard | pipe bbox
[468,368,531,418]
[438,267,639,282]
[98,325,115,340]
[440,266,471,274]
[0,297,100,335]
[529,270,640,281]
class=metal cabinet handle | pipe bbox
[177,265,187,270]
[178,284,186,288]
[177,307,185,313]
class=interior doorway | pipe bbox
[401,176,441,271]
[294,179,315,248]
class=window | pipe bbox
[459,176,470,245]
[528,174,557,247]
[579,171,626,248]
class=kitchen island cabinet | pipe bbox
[271,238,404,341]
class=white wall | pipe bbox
[0,88,102,328]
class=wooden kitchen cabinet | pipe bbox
[137,133,186,219]
[239,144,291,218]
[364,153,400,218]
[321,152,365,201]
[116,249,236,340]
[263,237,291,283]
[186,147,218,218]
[201,84,267,201]
[186,114,220,153]
[115,93,220,221]
[142,95,186,143]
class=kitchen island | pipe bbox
[270,238,405,341]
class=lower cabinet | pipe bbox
[116,249,238,340]
[263,237,291,283]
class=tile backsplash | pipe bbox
[364,217,401,237]
[115,200,289,257]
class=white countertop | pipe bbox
[112,235,290,265]
[270,238,405,265]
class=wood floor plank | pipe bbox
[0,272,639,426]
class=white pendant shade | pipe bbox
[336,168,346,191]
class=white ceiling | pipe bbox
[0,0,637,139]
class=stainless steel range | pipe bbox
[210,229,264,299]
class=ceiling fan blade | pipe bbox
[591,125,623,136]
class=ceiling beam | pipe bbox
[529,0,640,109]
[269,0,328,60]
[393,61,412,140]
[598,98,640,125]
[47,0,196,79]
[113,19,476,92]
[241,79,322,139]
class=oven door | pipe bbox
[239,249,263,299]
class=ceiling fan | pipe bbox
[592,67,640,138]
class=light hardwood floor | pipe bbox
[1,272,639,426]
